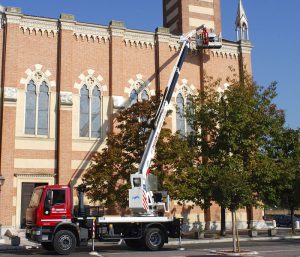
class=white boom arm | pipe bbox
[129,25,222,215]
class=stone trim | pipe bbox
[60,20,76,31]
[124,30,155,48]
[5,13,22,24]
[60,91,73,106]
[169,35,181,51]
[110,27,126,37]
[73,23,110,43]
[20,16,58,34]
[156,27,171,43]
[173,79,195,100]
[112,96,126,109]
[14,173,54,228]
[125,74,153,98]
[14,173,54,178]
[4,87,17,102]
[239,41,252,54]
[74,70,108,96]
[20,64,55,91]
[210,41,240,58]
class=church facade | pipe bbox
[0,0,257,232]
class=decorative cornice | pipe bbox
[60,91,73,106]
[109,20,126,37]
[5,13,22,24]
[239,40,252,54]
[169,35,180,51]
[20,17,58,34]
[110,27,126,37]
[73,24,110,42]
[60,20,76,31]
[155,27,171,43]
[156,33,171,43]
[124,30,155,48]
[4,87,17,102]
[209,41,240,58]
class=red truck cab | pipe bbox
[26,185,75,251]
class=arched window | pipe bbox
[130,89,138,106]
[129,89,150,107]
[38,82,49,135]
[25,81,37,135]
[80,85,102,138]
[91,87,101,138]
[141,90,149,101]
[80,85,90,137]
[186,95,193,134]
[176,93,193,135]
[25,80,49,136]
[176,93,185,135]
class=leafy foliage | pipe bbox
[83,96,192,208]
[271,128,300,210]
[183,70,285,212]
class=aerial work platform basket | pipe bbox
[195,27,222,49]
[179,25,222,50]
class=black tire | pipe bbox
[124,239,143,249]
[143,227,165,251]
[41,242,54,251]
[53,230,77,255]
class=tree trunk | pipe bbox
[221,207,226,236]
[235,211,240,252]
[232,210,237,253]
[291,207,295,234]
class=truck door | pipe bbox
[41,188,71,226]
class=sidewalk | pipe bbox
[1,229,300,251]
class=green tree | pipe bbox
[183,71,285,252]
[83,97,192,209]
[269,128,300,233]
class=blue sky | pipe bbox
[1,0,299,128]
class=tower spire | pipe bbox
[235,0,249,41]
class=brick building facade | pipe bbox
[0,0,259,232]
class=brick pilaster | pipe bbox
[0,8,22,226]
[109,21,125,132]
[56,14,75,185]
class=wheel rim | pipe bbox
[58,235,72,251]
[149,232,162,247]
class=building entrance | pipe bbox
[20,182,47,228]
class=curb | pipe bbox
[166,235,300,246]
[0,244,39,251]
[1,235,300,251]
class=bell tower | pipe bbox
[163,0,222,35]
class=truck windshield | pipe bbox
[29,189,43,208]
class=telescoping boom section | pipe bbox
[129,25,222,215]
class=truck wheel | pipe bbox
[124,239,143,249]
[53,230,76,255]
[41,242,54,251]
[144,227,165,251]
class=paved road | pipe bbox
[1,240,300,257]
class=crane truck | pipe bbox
[25,25,222,255]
